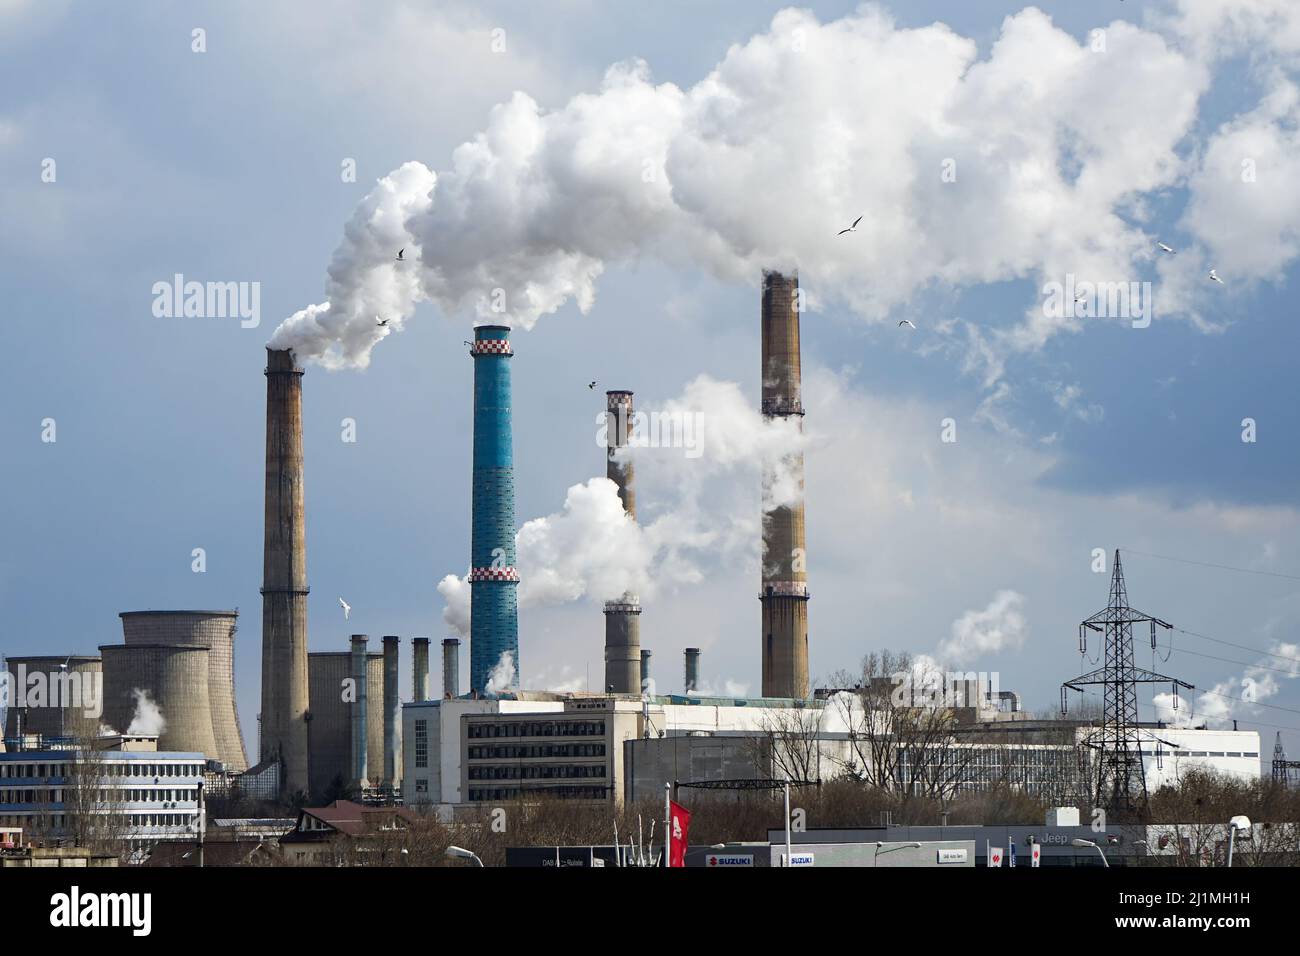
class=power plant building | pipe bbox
[306,648,383,799]
[468,325,520,694]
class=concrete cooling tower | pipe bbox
[306,648,383,798]
[118,610,248,770]
[99,643,219,759]
[2,655,103,742]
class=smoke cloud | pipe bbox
[937,590,1029,664]
[126,688,166,736]
[271,6,1214,369]
[485,651,517,697]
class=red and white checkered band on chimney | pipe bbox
[470,339,513,356]
[468,566,520,582]
[763,581,810,598]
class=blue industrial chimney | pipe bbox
[469,324,519,694]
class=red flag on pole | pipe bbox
[668,801,692,868]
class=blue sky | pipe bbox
[4,0,1300,766]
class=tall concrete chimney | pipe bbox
[640,649,652,695]
[468,325,519,694]
[684,647,701,695]
[603,390,642,694]
[759,272,810,699]
[350,634,369,788]
[382,635,400,790]
[442,638,460,699]
[412,638,430,703]
[260,348,311,794]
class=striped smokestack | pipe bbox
[603,390,641,694]
[260,348,311,794]
[412,638,430,703]
[468,325,520,694]
[759,272,810,699]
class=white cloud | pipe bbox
[938,590,1030,664]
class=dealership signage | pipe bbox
[706,854,754,867]
[937,848,968,864]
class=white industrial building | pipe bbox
[0,734,206,858]
[402,691,1260,811]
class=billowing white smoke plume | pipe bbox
[937,590,1029,664]
[1154,640,1300,729]
[271,6,1218,368]
[484,651,517,697]
[126,688,166,736]
[437,375,806,636]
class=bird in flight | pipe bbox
[338,597,351,620]
[588,381,597,389]
[1156,242,1176,255]
[837,215,863,236]
[395,248,405,261]
[376,316,388,327]
[898,319,916,330]
[1209,268,1224,284]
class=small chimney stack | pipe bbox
[603,390,642,695]
[382,636,400,790]
[442,638,461,699]
[684,647,701,694]
[412,638,430,703]
[640,649,652,695]
[350,634,369,788]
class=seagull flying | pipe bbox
[376,316,388,327]
[588,381,597,389]
[837,215,863,236]
[395,248,405,261]
[1156,242,1175,255]
[1209,268,1224,284]
[338,597,351,620]
[898,319,916,330]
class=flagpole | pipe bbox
[784,781,792,868]
[664,781,671,868]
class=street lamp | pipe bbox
[1072,838,1109,867]
[1226,815,1251,868]
[873,840,922,867]
[445,845,484,867]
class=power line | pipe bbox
[1174,626,1300,665]
[1121,547,1300,583]
[1169,645,1300,678]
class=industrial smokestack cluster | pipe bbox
[603,390,642,694]
[759,271,811,699]
[260,348,311,793]
[468,325,520,695]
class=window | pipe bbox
[415,719,428,769]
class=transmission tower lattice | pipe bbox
[1061,550,1194,817]
[1273,732,1300,786]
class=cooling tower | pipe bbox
[412,638,430,703]
[640,649,652,695]
[118,610,247,771]
[2,655,103,742]
[100,644,219,758]
[261,348,311,794]
[306,649,383,798]
[603,390,642,694]
[442,639,460,699]
[382,636,400,789]
[684,647,701,694]
[760,271,810,699]
[468,325,520,694]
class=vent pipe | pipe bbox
[412,638,430,703]
[684,647,701,695]
[350,634,369,788]
[382,636,400,789]
[442,638,461,699]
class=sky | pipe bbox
[3,0,1300,769]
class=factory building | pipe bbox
[468,325,520,695]
[0,734,205,859]
[118,610,248,771]
[759,271,810,700]
[402,692,1261,811]
[260,347,312,795]
[306,646,383,799]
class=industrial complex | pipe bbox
[0,273,1289,868]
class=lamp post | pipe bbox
[873,840,922,867]
[445,845,484,867]
[1227,816,1251,867]
[1071,838,1108,868]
